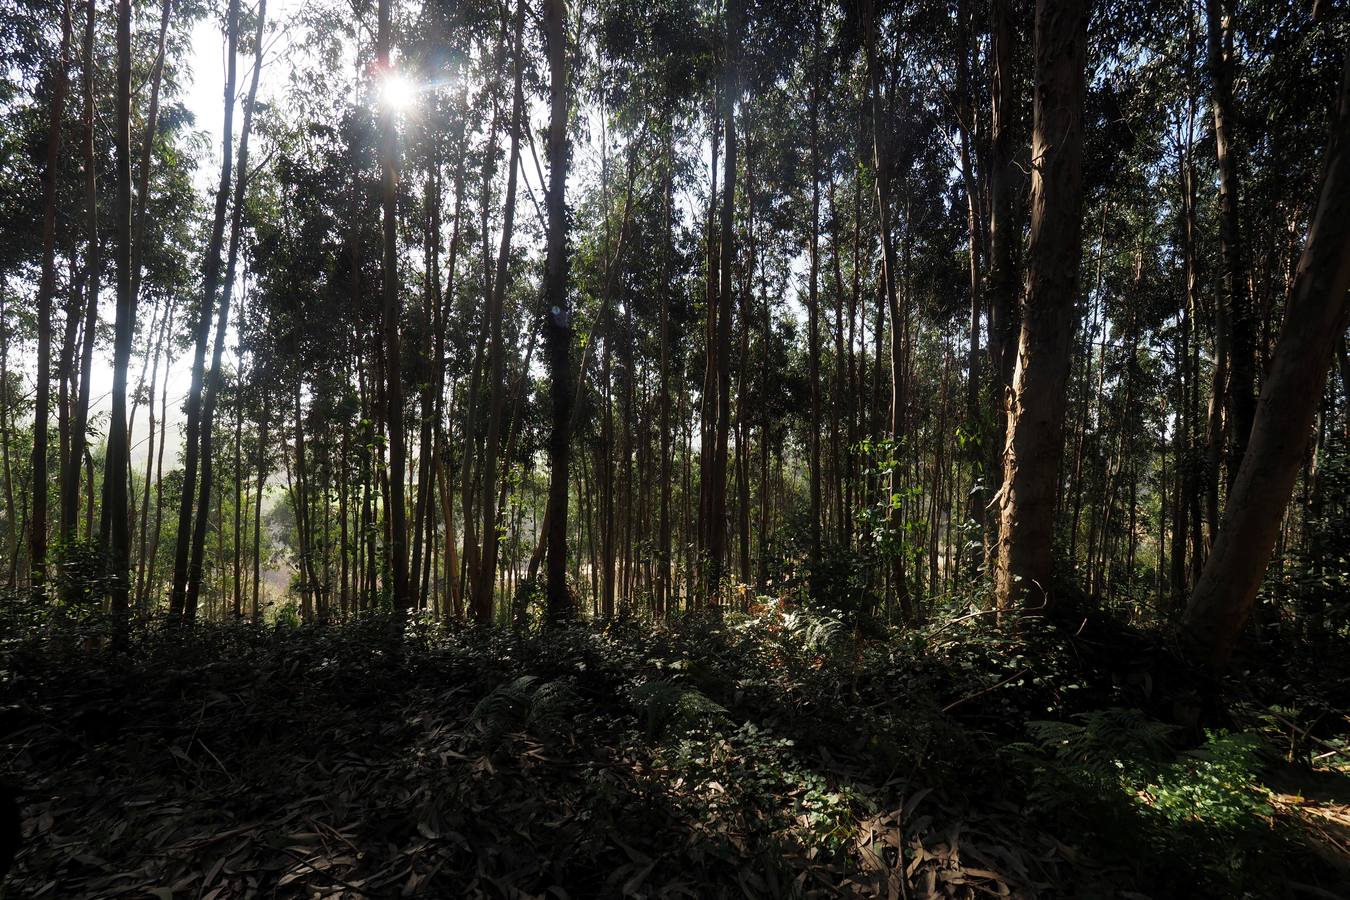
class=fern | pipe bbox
[631,678,727,739]
[468,675,577,748]
[526,678,578,739]
[1027,708,1174,780]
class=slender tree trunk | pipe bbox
[657,135,674,615]
[233,297,245,619]
[64,0,102,544]
[707,0,741,600]
[458,41,504,606]
[736,132,754,584]
[56,261,81,557]
[542,0,573,623]
[956,0,984,574]
[252,408,267,622]
[473,0,526,624]
[135,303,172,604]
[144,339,172,607]
[186,1,265,620]
[1,289,17,584]
[102,0,135,628]
[377,0,409,616]
[1182,50,1350,666]
[170,0,239,618]
[807,31,823,559]
[698,102,720,589]
[993,0,1088,616]
[1206,0,1256,485]
[985,0,1021,572]
[125,3,173,368]
[30,0,73,599]
[863,0,912,621]
[1174,48,1201,604]
[829,176,849,547]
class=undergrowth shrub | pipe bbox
[1007,708,1282,895]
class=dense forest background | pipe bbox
[2,0,1350,895]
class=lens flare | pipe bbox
[379,72,418,112]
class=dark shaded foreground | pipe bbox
[2,607,1348,899]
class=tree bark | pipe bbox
[30,0,73,600]
[985,0,1021,573]
[170,0,239,618]
[185,0,265,620]
[101,0,136,628]
[993,0,1088,616]
[863,0,912,621]
[807,26,823,560]
[472,0,526,624]
[135,303,173,605]
[64,0,104,545]
[706,0,741,599]
[377,0,410,616]
[1205,0,1256,486]
[542,0,573,624]
[1182,50,1350,666]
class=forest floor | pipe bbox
[2,603,1349,899]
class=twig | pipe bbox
[942,668,1032,715]
[277,845,378,897]
[197,739,234,783]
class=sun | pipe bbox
[379,72,418,113]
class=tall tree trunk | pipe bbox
[1174,39,1201,604]
[698,101,720,587]
[656,134,674,615]
[1206,0,1256,486]
[135,302,173,604]
[542,0,573,624]
[64,0,102,544]
[806,25,823,560]
[377,0,410,616]
[30,0,73,599]
[985,0,1021,572]
[1,288,15,584]
[956,0,984,572]
[102,0,135,627]
[828,176,849,547]
[128,0,173,323]
[993,0,1088,616]
[170,0,239,618]
[252,408,268,621]
[233,298,245,619]
[473,0,526,624]
[707,0,741,600]
[186,0,265,620]
[1182,50,1350,666]
[143,338,172,606]
[736,132,754,585]
[863,0,912,621]
[458,44,504,607]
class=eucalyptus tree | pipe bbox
[169,0,241,619]
[1183,43,1350,665]
[993,0,1089,616]
[542,0,574,622]
[29,0,74,601]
